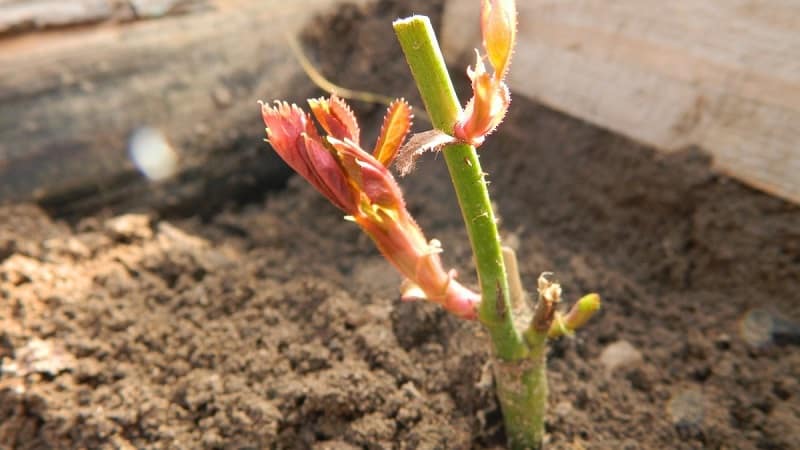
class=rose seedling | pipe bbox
[261,1,600,448]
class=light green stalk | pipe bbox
[394,15,545,449]
[393,15,526,360]
[393,14,601,449]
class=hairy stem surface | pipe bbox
[394,15,547,449]
[393,15,525,359]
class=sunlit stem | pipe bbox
[393,15,525,360]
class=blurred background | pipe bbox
[1,0,797,217]
[0,0,354,218]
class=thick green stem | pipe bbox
[394,16,548,449]
[393,15,526,360]
[495,333,548,450]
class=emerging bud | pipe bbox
[453,0,517,147]
[262,95,479,319]
[326,136,405,211]
[261,101,356,211]
[548,293,602,339]
[481,0,517,80]
[453,51,511,146]
[308,95,361,143]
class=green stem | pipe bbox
[495,332,548,450]
[393,16,525,360]
[394,15,551,449]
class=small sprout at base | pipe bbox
[549,312,573,338]
[548,293,602,339]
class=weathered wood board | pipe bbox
[442,0,800,204]
[0,0,210,35]
[0,0,365,215]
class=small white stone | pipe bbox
[105,214,153,240]
[554,401,573,419]
[600,340,643,374]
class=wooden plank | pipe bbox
[442,0,800,204]
[0,0,210,35]
[0,0,365,214]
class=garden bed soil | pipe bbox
[1,1,799,449]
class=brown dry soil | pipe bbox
[2,1,800,449]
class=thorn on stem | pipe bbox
[473,212,490,222]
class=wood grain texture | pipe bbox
[442,0,800,204]
[0,0,365,214]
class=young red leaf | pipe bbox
[308,95,361,144]
[372,99,413,167]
